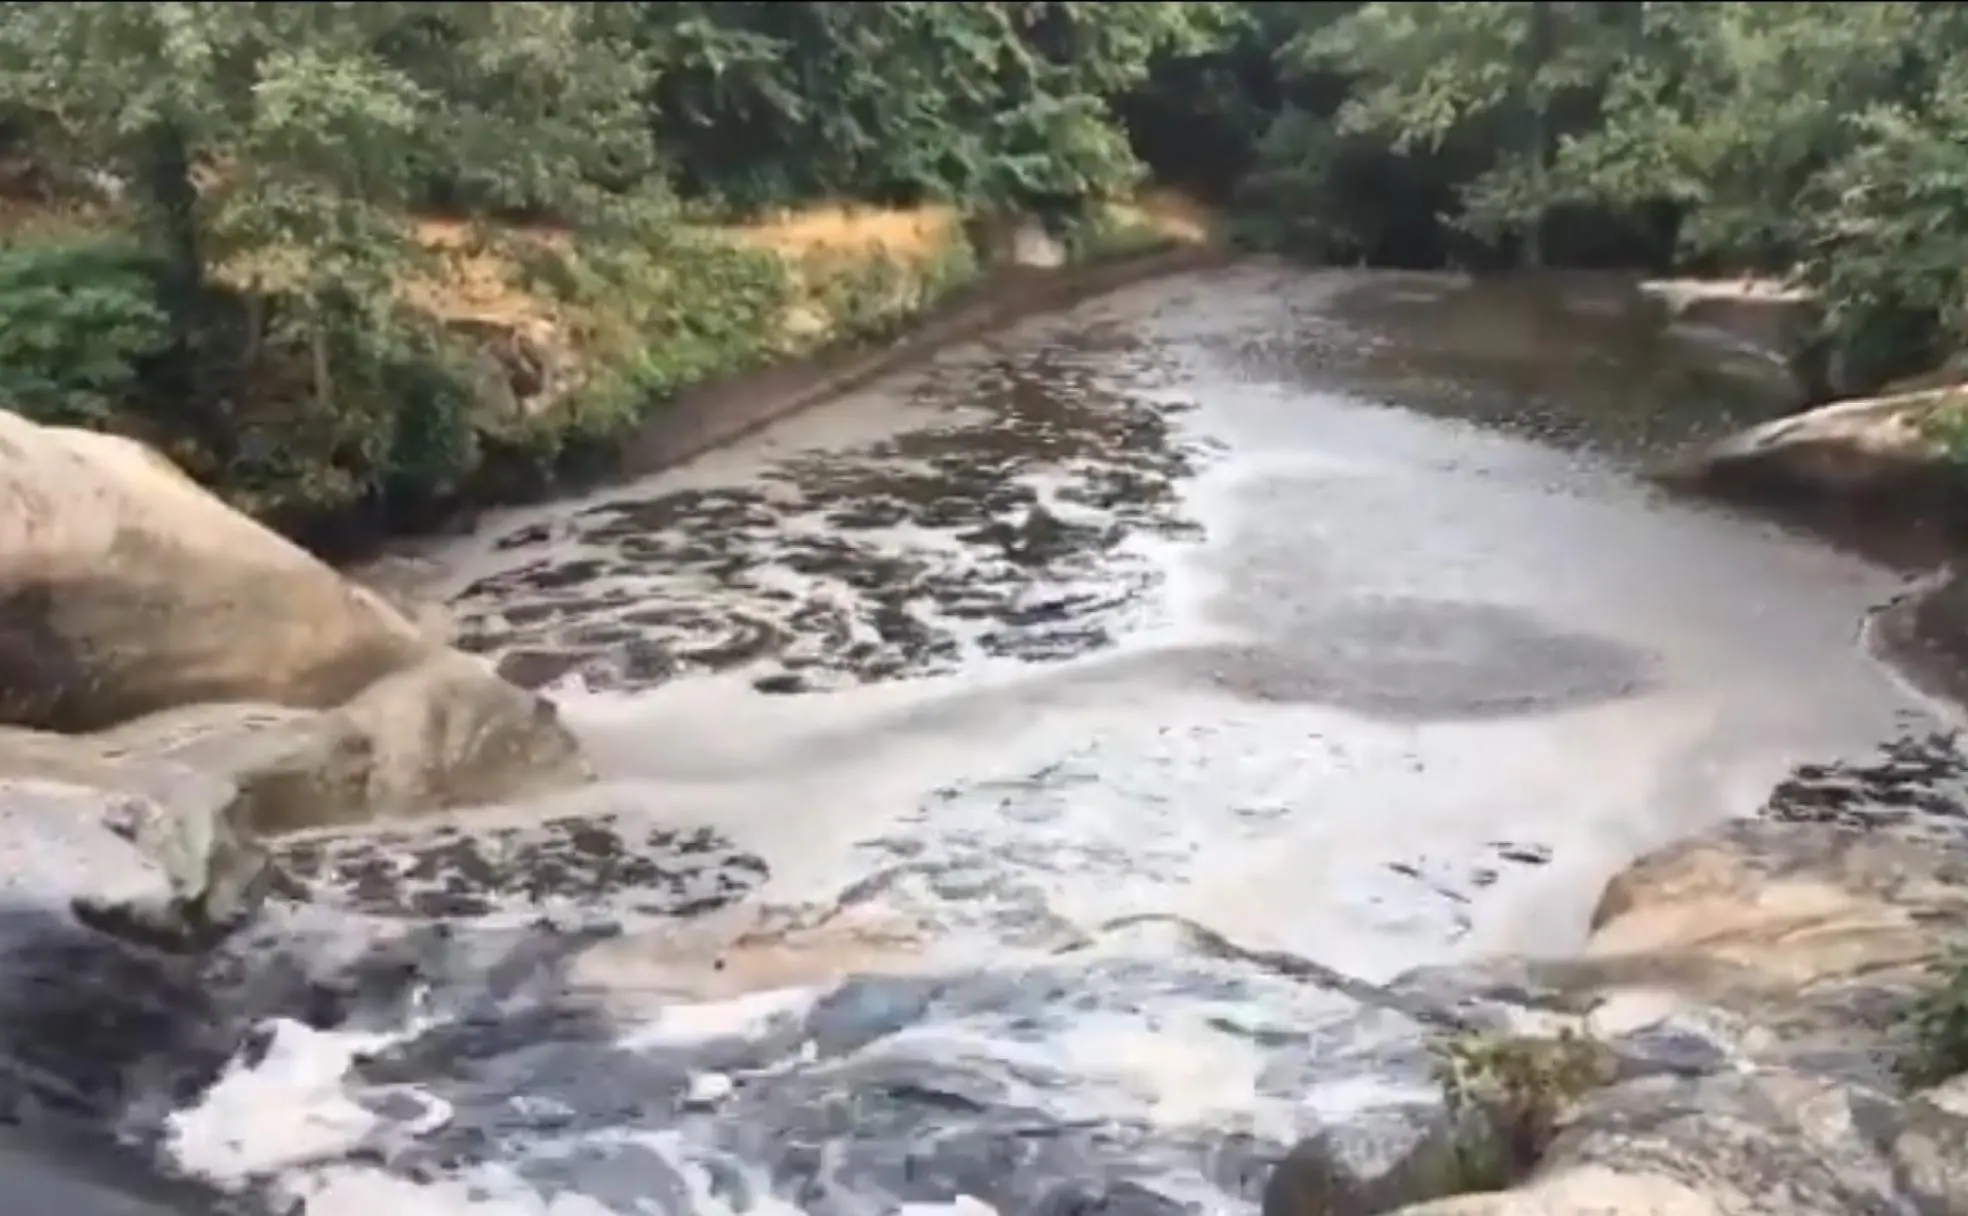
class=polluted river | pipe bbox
[4,263,1958,1215]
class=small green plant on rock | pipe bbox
[1431,1026,1619,1193]
[1897,943,1968,1088]
[1916,393,1968,472]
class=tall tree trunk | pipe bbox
[1522,0,1554,270]
[137,121,203,344]
[132,120,226,459]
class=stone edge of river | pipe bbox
[611,242,1232,479]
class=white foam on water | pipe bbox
[166,1018,416,1184]
[286,1161,599,1216]
[617,985,820,1050]
[1035,1009,1268,1129]
[105,267,1940,1216]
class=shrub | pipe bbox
[0,237,169,427]
[1432,1027,1619,1189]
[1898,944,1968,1087]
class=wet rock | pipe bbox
[332,651,589,825]
[1660,386,1961,504]
[93,704,374,837]
[1389,1067,1915,1216]
[1870,581,1968,718]
[1889,1073,1968,1212]
[1339,813,1968,1214]
[0,409,432,733]
[2,665,585,837]
[0,411,591,830]
[0,736,272,954]
[0,777,267,954]
[1575,818,1968,1080]
[1261,1105,1469,1216]
[1379,818,1968,1093]
[803,975,947,1058]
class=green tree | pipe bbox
[1290,1,1640,267]
[636,2,1235,214]
[0,1,656,503]
[1554,3,1936,268]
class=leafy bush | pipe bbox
[1433,1027,1618,1188]
[495,222,797,472]
[1899,944,1968,1087]
[0,238,169,427]
[1797,74,1968,393]
[199,287,484,528]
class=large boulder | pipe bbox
[1266,818,1968,1216]
[1658,387,1963,503]
[0,411,590,830]
[1641,278,1821,367]
[330,650,589,826]
[1575,817,1968,1073]
[1377,1066,1918,1215]
[0,409,431,732]
[0,773,267,954]
[23,656,588,837]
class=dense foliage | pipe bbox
[0,1,1963,543]
[1188,2,1968,387]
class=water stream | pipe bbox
[3,264,1950,1216]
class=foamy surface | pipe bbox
[1,266,1937,1216]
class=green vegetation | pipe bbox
[0,2,1218,546]
[1432,1026,1619,1190]
[3,2,1968,545]
[1150,3,1968,395]
[1899,943,1968,1087]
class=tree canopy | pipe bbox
[0,1,1963,538]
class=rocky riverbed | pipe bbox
[8,263,1968,1215]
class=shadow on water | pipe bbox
[1240,267,1968,581]
[450,317,1211,695]
[1225,270,1805,460]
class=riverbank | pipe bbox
[11,260,1968,1216]
[333,263,1952,1214]
[0,191,1218,561]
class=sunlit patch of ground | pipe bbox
[722,203,966,266]
[1109,188,1215,246]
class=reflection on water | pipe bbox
[1233,269,1803,458]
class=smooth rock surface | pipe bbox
[0,410,587,829]
[0,751,268,945]
[1278,817,1968,1215]
[1663,387,1960,501]
[0,409,431,732]
[0,776,266,960]
[4,679,585,840]
[1577,817,1968,1078]
[333,651,590,826]
[94,704,375,837]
